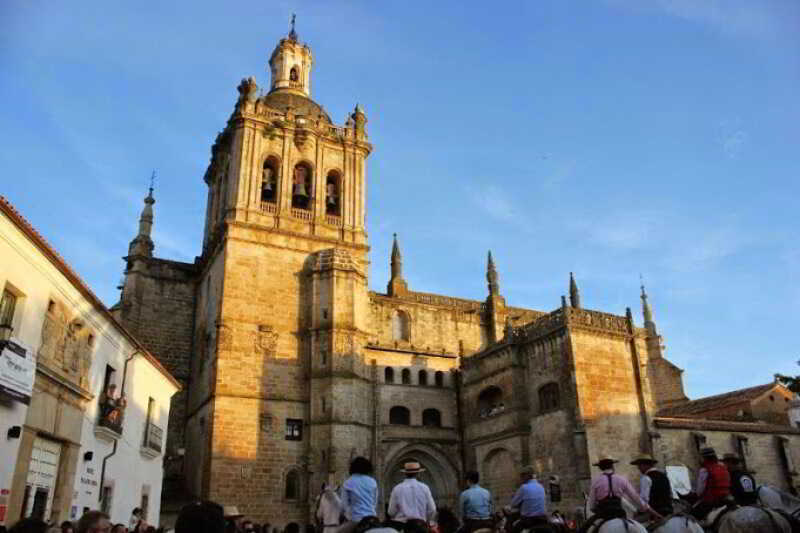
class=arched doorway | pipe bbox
[382,444,460,513]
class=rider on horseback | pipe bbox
[579,456,660,533]
[721,453,757,506]
[629,454,673,517]
[339,457,379,533]
[505,466,550,533]
[457,471,494,533]
[690,447,731,521]
[387,462,437,533]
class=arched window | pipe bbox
[477,386,504,418]
[392,310,410,341]
[389,406,410,425]
[385,367,395,384]
[419,370,428,386]
[290,66,299,82]
[539,383,560,413]
[422,408,441,427]
[435,371,444,387]
[261,157,279,204]
[285,470,300,500]
[401,368,411,385]
[325,171,341,216]
[291,162,313,210]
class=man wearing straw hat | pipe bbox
[387,461,437,533]
[630,454,673,517]
[579,456,660,532]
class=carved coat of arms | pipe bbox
[256,325,279,356]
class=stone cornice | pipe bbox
[36,364,93,401]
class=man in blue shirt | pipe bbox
[458,471,494,533]
[506,466,549,533]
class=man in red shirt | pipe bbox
[691,447,731,520]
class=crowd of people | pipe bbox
[0,447,764,533]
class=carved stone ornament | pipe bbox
[38,301,93,388]
[216,322,232,351]
[257,325,279,356]
[334,333,354,355]
[259,414,273,433]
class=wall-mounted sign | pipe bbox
[0,339,35,404]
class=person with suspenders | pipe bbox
[579,456,661,533]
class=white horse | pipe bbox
[582,496,647,533]
[315,486,399,533]
[717,506,792,533]
[645,514,703,533]
[758,485,800,517]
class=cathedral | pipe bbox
[112,25,800,527]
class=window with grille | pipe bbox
[286,419,303,441]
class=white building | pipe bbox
[0,196,180,527]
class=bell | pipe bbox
[293,183,308,197]
[327,194,336,206]
[263,179,273,192]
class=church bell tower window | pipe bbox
[325,171,341,216]
[261,157,279,204]
[292,162,313,210]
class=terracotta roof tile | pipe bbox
[658,382,778,418]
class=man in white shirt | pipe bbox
[387,462,437,533]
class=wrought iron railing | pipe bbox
[143,422,163,452]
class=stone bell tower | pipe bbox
[184,21,374,525]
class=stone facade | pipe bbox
[112,28,800,527]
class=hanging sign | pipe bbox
[0,339,35,404]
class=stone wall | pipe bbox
[117,257,196,471]
[654,421,800,493]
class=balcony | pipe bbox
[140,422,163,459]
[290,208,313,221]
[260,201,277,214]
[325,214,342,227]
[95,412,123,442]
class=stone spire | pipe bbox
[487,251,499,296]
[569,272,581,309]
[390,233,402,279]
[640,277,657,335]
[128,173,156,258]
[387,233,408,297]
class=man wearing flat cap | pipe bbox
[579,456,660,533]
[630,454,673,516]
[722,453,757,506]
[388,461,437,533]
[505,466,549,533]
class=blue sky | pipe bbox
[2,1,798,399]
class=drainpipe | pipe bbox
[99,350,138,501]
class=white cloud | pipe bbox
[718,118,749,159]
[603,0,791,43]
[465,183,528,224]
